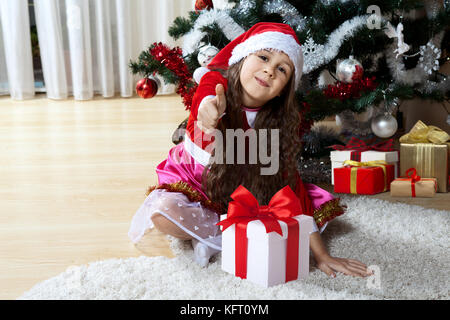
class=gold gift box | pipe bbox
[399,143,449,192]
[390,178,437,197]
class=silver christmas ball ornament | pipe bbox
[336,56,364,83]
[197,45,219,67]
[371,113,398,138]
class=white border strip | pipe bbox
[184,132,212,167]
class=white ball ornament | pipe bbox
[336,56,364,83]
[197,45,219,67]
[371,113,398,138]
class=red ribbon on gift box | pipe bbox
[329,137,395,161]
[396,168,422,197]
[405,168,421,197]
[217,185,303,281]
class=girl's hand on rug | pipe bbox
[309,231,373,278]
[316,255,373,278]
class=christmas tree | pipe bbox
[130,0,449,140]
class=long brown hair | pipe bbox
[202,58,301,213]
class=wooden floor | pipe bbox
[0,93,448,300]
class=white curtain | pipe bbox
[0,0,209,100]
[0,0,35,99]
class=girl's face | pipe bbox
[239,49,294,108]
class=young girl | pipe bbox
[129,22,372,278]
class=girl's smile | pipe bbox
[255,76,270,87]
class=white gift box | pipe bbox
[330,150,399,184]
[220,215,314,288]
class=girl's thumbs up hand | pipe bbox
[214,83,227,116]
[197,84,227,134]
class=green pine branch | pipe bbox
[168,11,200,40]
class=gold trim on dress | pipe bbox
[146,181,223,214]
[313,198,346,228]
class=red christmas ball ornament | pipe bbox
[136,77,158,99]
[195,0,214,13]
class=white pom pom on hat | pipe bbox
[207,22,303,88]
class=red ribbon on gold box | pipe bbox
[390,168,437,197]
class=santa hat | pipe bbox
[207,22,303,88]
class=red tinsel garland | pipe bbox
[323,76,377,101]
[149,42,197,110]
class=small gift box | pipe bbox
[329,137,399,184]
[333,160,395,195]
[399,120,449,193]
[390,168,437,198]
[218,185,314,288]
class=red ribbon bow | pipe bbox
[329,137,395,161]
[404,168,421,197]
[217,185,303,281]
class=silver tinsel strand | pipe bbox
[263,0,307,31]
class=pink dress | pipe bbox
[128,106,344,250]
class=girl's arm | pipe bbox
[186,71,227,149]
[309,231,373,278]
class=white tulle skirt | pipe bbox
[128,189,222,250]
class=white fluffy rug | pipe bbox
[19,195,449,300]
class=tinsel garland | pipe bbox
[180,2,371,74]
[149,42,197,110]
[301,15,370,74]
[262,0,307,31]
[182,9,244,56]
[234,1,376,74]
[312,198,346,229]
[146,181,223,214]
[323,76,377,100]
